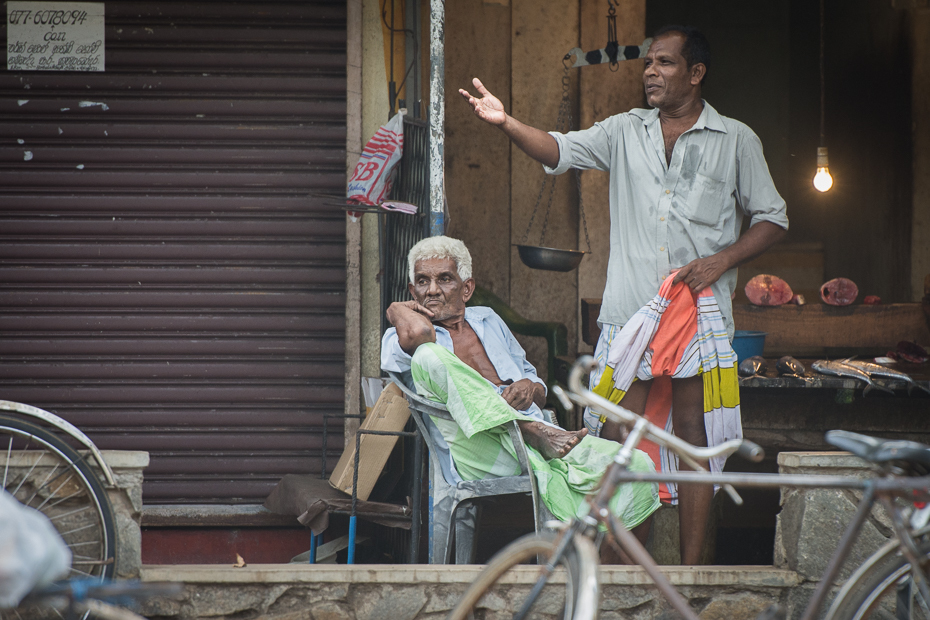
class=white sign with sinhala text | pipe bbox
[7,2,104,71]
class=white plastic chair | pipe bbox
[387,372,553,564]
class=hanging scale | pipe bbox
[516,61,592,272]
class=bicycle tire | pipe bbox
[447,530,599,620]
[0,412,117,581]
[827,537,930,620]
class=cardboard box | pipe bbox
[329,382,411,501]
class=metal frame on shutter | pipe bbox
[0,1,347,504]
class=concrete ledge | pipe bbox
[139,564,799,619]
[90,450,148,579]
[143,504,300,527]
[142,563,799,587]
[777,451,869,470]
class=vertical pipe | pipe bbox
[408,432,423,563]
[309,532,317,564]
[405,0,420,118]
[428,0,444,236]
[347,516,358,564]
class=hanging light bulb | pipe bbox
[813,0,833,193]
[813,146,833,192]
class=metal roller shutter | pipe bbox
[0,1,347,503]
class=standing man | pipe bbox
[459,25,788,564]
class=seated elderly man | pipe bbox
[381,235,660,551]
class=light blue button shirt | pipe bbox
[382,306,549,484]
[382,306,547,400]
[545,101,789,338]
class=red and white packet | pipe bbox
[346,112,405,206]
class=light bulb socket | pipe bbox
[816,146,829,168]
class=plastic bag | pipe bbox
[347,112,405,206]
[0,491,71,608]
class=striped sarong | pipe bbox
[592,274,741,503]
[411,342,660,528]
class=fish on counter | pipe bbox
[776,356,807,378]
[738,355,768,378]
[887,341,930,365]
[820,277,859,306]
[840,359,930,396]
[745,275,793,306]
[812,359,894,395]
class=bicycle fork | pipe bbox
[513,519,589,620]
[885,496,930,618]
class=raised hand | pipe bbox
[458,77,507,126]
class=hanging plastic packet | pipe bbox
[346,112,405,206]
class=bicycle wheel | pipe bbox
[828,538,930,620]
[447,530,600,620]
[0,412,117,580]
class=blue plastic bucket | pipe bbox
[732,330,767,362]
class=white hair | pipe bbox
[407,235,473,283]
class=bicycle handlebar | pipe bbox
[561,356,765,465]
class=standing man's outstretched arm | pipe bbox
[458,77,561,169]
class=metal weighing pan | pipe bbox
[516,245,586,272]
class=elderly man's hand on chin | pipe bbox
[387,300,437,355]
[501,378,545,410]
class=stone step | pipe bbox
[139,564,801,619]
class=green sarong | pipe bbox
[410,342,661,528]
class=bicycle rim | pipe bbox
[447,530,599,620]
[0,412,117,581]
[828,539,930,620]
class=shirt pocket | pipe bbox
[685,171,729,227]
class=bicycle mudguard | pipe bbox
[571,535,600,620]
[0,400,116,487]
[823,524,930,620]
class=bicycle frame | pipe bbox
[600,466,930,620]
[554,357,930,620]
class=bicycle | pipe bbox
[0,400,118,582]
[448,356,930,620]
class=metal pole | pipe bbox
[428,0,444,236]
[408,432,423,563]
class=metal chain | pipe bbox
[521,60,591,253]
[537,66,572,246]
[607,0,619,72]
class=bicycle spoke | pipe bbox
[34,472,76,511]
[58,522,98,538]
[915,589,930,617]
[49,504,92,522]
[9,451,43,497]
[22,462,61,507]
[68,564,94,578]
[45,485,87,511]
[2,435,11,489]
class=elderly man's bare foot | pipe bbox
[518,421,588,459]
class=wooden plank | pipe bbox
[733,303,930,356]
[580,299,930,356]
[580,298,601,346]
